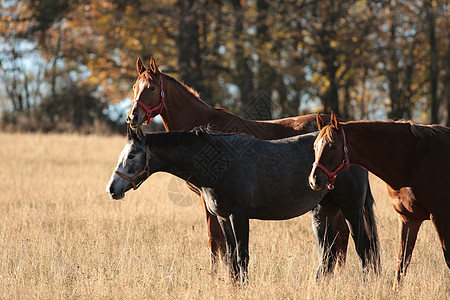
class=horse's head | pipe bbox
[126,57,165,130]
[309,112,349,191]
[106,126,151,199]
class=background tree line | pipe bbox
[1,0,449,133]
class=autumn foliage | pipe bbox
[1,0,449,132]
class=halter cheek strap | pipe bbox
[133,73,167,126]
[114,146,151,190]
[312,128,350,190]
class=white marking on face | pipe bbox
[135,80,146,100]
[106,142,133,197]
[131,101,139,112]
[132,79,146,101]
[309,137,325,190]
[315,137,325,160]
[116,142,133,173]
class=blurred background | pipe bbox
[0,0,449,134]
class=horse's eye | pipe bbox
[129,154,135,159]
[330,144,337,150]
[150,86,156,91]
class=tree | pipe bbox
[2,0,449,132]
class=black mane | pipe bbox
[142,127,212,148]
[128,125,254,150]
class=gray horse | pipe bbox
[106,127,380,283]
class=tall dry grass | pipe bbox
[0,133,448,299]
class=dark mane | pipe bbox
[143,127,213,147]
[139,70,236,113]
[135,126,253,150]
[408,122,450,138]
[164,73,237,114]
[164,73,202,100]
[315,120,450,147]
[367,120,450,138]
[135,70,203,101]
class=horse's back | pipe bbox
[264,114,331,135]
[231,133,325,220]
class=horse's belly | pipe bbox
[249,194,323,220]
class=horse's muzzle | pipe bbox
[308,167,326,191]
[106,180,125,200]
[309,177,324,191]
[107,187,125,200]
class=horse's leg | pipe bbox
[332,210,350,267]
[229,210,250,284]
[332,167,380,275]
[430,213,450,269]
[340,205,372,275]
[199,195,227,271]
[230,211,250,284]
[311,194,340,278]
[217,216,238,279]
[395,215,422,283]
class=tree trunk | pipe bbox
[446,40,450,127]
[250,0,274,120]
[425,0,439,124]
[176,0,208,99]
[230,0,255,115]
[342,78,351,120]
[386,17,408,120]
[323,79,339,114]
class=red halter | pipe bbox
[313,128,350,190]
[133,73,167,126]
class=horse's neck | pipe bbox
[158,74,307,137]
[345,122,412,188]
[160,77,218,131]
[148,134,216,187]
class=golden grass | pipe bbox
[0,132,448,299]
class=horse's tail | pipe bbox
[363,182,381,274]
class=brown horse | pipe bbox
[309,112,450,283]
[126,57,368,272]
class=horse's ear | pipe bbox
[331,111,340,130]
[316,113,326,130]
[137,57,146,75]
[149,57,159,74]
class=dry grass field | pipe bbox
[0,132,448,299]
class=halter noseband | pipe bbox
[114,145,151,190]
[313,128,350,190]
[133,73,167,126]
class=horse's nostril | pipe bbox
[107,186,114,196]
